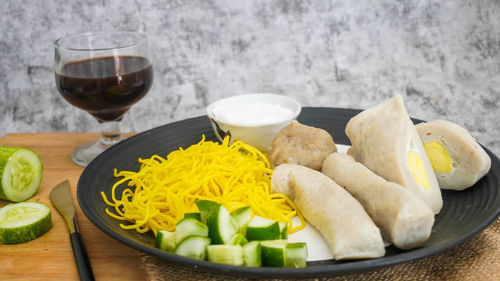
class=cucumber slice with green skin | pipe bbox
[243,241,262,267]
[0,146,43,202]
[231,206,251,231]
[279,222,288,239]
[175,217,208,244]
[155,230,176,252]
[195,200,220,224]
[286,242,308,268]
[245,216,280,241]
[227,233,248,246]
[205,204,239,244]
[183,212,201,221]
[174,235,211,260]
[0,202,52,244]
[260,240,288,267]
[207,245,244,266]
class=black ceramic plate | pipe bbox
[78,107,500,278]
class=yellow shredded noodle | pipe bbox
[101,135,306,236]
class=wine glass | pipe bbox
[54,32,153,167]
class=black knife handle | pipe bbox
[70,232,96,281]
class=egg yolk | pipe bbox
[423,141,453,174]
[408,151,431,190]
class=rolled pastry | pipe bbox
[416,119,491,190]
[271,164,385,260]
[322,153,434,250]
[346,95,443,214]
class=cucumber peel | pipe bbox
[0,146,43,202]
[0,202,52,244]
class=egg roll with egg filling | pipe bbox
[271,164,385,260]
[416,120,491,190]
[345,95,442,214]
[322,153,434,250]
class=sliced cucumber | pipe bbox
[174,235,211,260]
[0,202,52,244]
[0,146,43,202]
[245,216,280,241]
[231,206,251,231]
[279,222,288,239]
[227,233,248,246]
[155,230,176,252]
[286,242,308,268]
[195,200,220,224]
[260,240,288,267]
[243,241,262,267]
[175,217,208,244]
[183,212,201,221]
[207,245,244,266]
[205,204,239,244]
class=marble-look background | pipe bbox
[1,0,499,156]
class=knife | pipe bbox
[50,180,95,281]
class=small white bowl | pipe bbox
[206,93,302,152]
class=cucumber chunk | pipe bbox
[155,230,176,252]
[227,233,248,246]
[279,222,288,239]
[175,217,208,244]
[205,204,239,244]
[207,245,244,266]
[183,212,201,221]
[0,146,43,202]
[243,241,262,267]
[174,235,211,260]
[231,206,251,231]
[0,202,52,244]
[195,200,220,224]
[245,216,280,241]
[260,240,288,267]
[286,242,308,268]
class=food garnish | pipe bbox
[101,135,305,235]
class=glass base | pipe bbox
[71,139,119,167]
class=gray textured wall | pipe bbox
[1,0,499,156]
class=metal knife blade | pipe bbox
[50,180,95,281]
[50,180,77,233]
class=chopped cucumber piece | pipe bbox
[205,204,239,244]
[183,212,201,221]
[227,233,248,246]
[175,217,208,244]
[195,200,220,224]
[207,245,244,266]
[155,230,176,252]
[286,242,308,268]
[0,146,43,202]
[279,222,288,239]
[174,235,211,260]
[260,240,288,267]
[243,241,262,267]
[245,216,280,241]
[231,206,251,231]
[0,202,52,244]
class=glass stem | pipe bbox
[99,121,123,146]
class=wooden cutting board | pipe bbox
[0,133,147,281]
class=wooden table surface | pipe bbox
[0,133,148,281]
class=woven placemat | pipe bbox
[141,218,500,281]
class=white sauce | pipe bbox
[212,103,293,126]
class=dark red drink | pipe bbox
[55,56,153,122]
